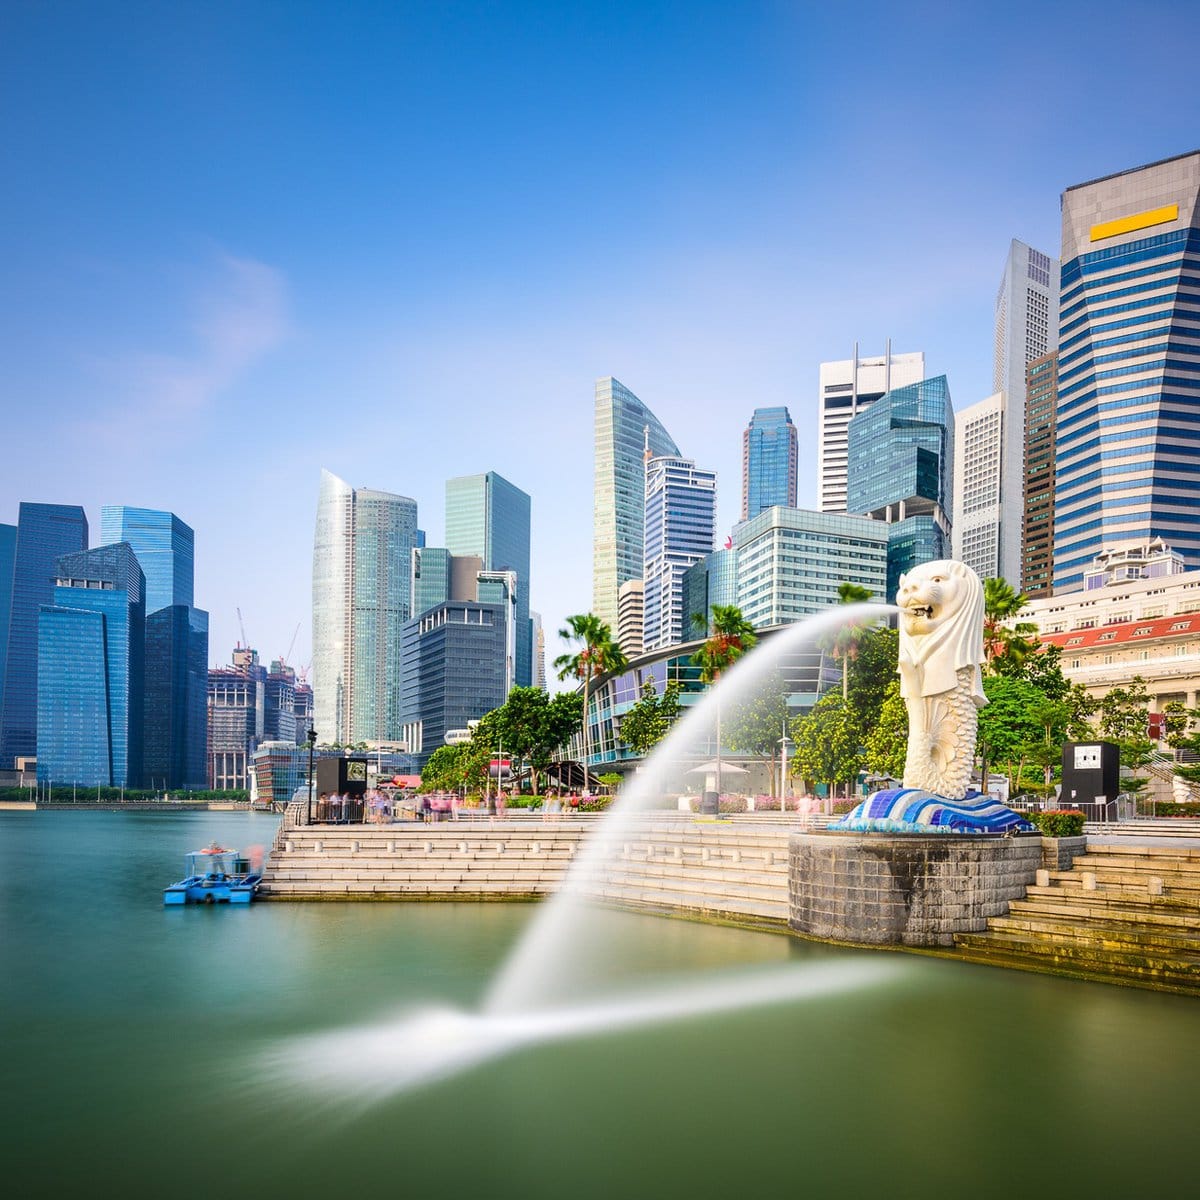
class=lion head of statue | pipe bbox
[895,559,986,702]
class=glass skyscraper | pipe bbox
[593,377,680,632]
[643,456,716,651]
[311,470,420,745]
[100,505,208,789]
[1,503,88,767]
[847,375,954,599]
[37,543,145,787]
[0,523,15,738]
[1054,151,1200,591]
[742,407,797,520]
[445,471,532,687]
[100,506,194,612]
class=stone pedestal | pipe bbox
[788,832,1042,947]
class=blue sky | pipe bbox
[2,0,1198,680]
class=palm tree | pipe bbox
[983,576,1039,669]
[553,613,628,782]
[692,605,757,799]
[830,581,874,699]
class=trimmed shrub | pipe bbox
[1026,810,1086,838]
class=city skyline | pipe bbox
[2,4,1198,681]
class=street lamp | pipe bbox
[779,721,793,814]
[307,728,317,825]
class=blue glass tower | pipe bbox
[0,524,15,738]
[742,407,798,520]
[1,503,89,766]
[1054,152,1200,590]
[847,376,954,599]
[37,544,145,787]
[100,506,208,789]
[100,507,194,611]
[445,472,532,688]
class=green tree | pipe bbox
[554,614,628,772]
[846,625,899,738]
[618,680,681,757]
[863,679,907,782]
[983,576,1040,671]
[825,581,876,699]
[724,672,790,794]
[790,694,863,797]
[1098,677,1154,794]
[692,605,758,794]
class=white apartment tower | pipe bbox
[818,344,924,512]
[952,393,1008,580]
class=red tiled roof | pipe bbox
[1042,615,1199,650]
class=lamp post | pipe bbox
[779,722,793,814]
[307,728,317,825]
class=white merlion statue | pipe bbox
[895,560,988,800]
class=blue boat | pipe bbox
[163,843,263,905]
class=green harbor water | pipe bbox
[2,810,1198,1200]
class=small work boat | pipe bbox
[163,843,263,905]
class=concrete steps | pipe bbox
[955,841,1200,995]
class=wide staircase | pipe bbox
[955,843,1200,995]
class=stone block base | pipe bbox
[788,832,1042,947]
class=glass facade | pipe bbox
[742,407,797,520]
[1023,351,1059,598]
[99,506,194,611]
[1,503,88,766]
[682,548,739,636]
[207,666,264,790]
[398,601,508,767]
[0,523,15,735]
[733,508,887,628]
[37,544,145,787]
[445,471,532,687]
[143,605,209,790]
[643,456,717,651]
[592,377,680,631]
[1054,152,1200,591]
[846,375,953,599]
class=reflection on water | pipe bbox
[2,811,1199,1200]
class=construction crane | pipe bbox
[282,622,300,667]
[237,607,249,651]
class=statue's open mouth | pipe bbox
[904,604,934,619]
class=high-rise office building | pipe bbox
[1,503,88,766]
[1054,151,1200,591]
[992,239,1059,588]
[412,547,483,618]
[817,345,924,513]
[0,524,15,733]
[445,471,532,687]
[207,654,265,790]
[311,470,420,745]
[37,544,145,787]
[398,600,511,767]
[99,506,194,611]
[952,393,1007,582]
[1023,352,1059,598]
[742,407,798,520]
[616,579,645,658]
[733,508,887,628]
[593,377,681,632]
[682,548,739,635]
[643,456,716,651]
[530,611,546,690]
[100,506,208,790]
[847,376,954,599]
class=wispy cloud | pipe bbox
[82,251,290,441]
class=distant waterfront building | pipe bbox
[100,506,208,790]
[1054,151,1200,592]
[742,407,797,520]
[311,470,420,745]
[846,376,954,599]
[643,456,716,652]
[37,544,145,787]
[207,650,265,791]
[952,393,1008,582]
[1,502,89,767]
[445,471,532,687]
[817,345,924,513]
[1023,352,1060,598]
[0,524,15,733]
[264,658,299,745]
[733,508,887,627]
[398,600,511,767]
[593,377,681,632]
[530,611,546,690]
[99,507,194,612]
[412,547,482,619]
[617,579,645,658]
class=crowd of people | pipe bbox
[308,787,594,824]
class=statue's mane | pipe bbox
[897,563,986,703]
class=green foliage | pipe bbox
[596,772,622,792]
[420,741,491,793]
[553,612,626,765]
[618,680,681,757]
[846,625,899,731]
[724,672,788,759]
[692,605,757,684]
[1097,677,1154,785]
[1137,798,1200,817]
[983,576,1040,671]
[1024,810,1087,838]
[790,695,863,792]
[864,678,907,781]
